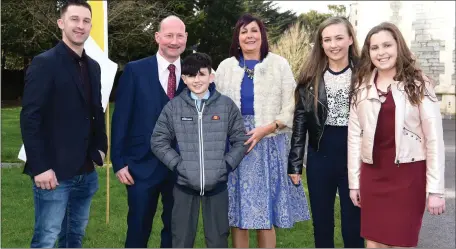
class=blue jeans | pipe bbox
[30,170,99,248]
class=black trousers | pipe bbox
[306,126,364,248]
[171,186,229,248]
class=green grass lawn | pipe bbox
[2,167,344,248]
[1,105,344,247]
[1,107,23,162]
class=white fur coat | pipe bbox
[214,52,296,137]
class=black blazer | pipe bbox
[20,41,108,180]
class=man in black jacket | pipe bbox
[20,0,107,247]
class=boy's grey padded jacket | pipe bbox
[151,87,248,196]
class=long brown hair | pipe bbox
[351,22,430,106]
[296,16,359,107]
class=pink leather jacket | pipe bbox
[347,70,445,194]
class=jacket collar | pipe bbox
[230,52,273,72]
[365,70,380,100]
[156,51,181,78]
[190,90,210,100]
[360,68,401,100]
[314,58,357,107]
[55,41,92,104]
[180,83,220,107]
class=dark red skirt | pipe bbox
[360,159,426,247]
[359,88,426,247]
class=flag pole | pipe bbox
[87,0,115,225]
[105,105,111,224]
[104,0,111,225]
[104,0,111,224]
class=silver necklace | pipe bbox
[243,64,254,80]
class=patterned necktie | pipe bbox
[167,64,176,99]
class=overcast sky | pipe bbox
[273,1,353,15]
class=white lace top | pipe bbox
[324,66,351,126]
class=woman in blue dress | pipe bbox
[215,14,310,248]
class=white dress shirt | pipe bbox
[156,52,181,92]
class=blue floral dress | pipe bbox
[227,59,310,229]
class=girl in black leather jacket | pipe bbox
[288,17,364,248]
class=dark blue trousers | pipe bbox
[125,172,174,248]
[306,125,364,248]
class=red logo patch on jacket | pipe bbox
[212,115,220,120]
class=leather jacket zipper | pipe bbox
[317,126,325,152]
[308,90,328,151]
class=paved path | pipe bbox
[418,119,455,248]
[1,162,22,168]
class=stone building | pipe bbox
[349,1,455,118]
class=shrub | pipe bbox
[271,21,311,79]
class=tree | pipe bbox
[108,0,203,67]
[107,0,166,67]
[328,4,347,17]
[1,0,196,68]
[243,0,297,44]
[1,0,61,68]
[1,0,304,71]
[298,10,332,42]
[194,0,245,69]
[298,4,347,42]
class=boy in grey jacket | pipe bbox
[151,52,248,248]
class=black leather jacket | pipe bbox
[288,62,356,174]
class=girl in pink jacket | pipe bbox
[347,22,446,248]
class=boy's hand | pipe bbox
[116,166,135,185]
[244,124,275,153]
